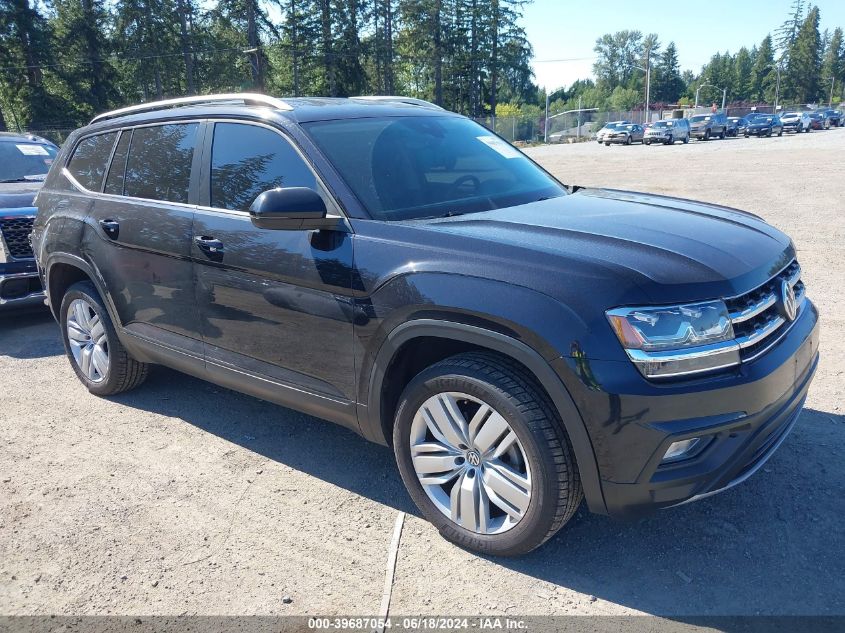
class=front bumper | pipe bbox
[0,262,46,309]
[604,135,631,144]
[555,298,820,518]
[746,127,773,135]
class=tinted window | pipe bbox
[67,132,117,191]
[304,116,565,221]
[0,142,58,182]
[210,123,317,211]
[104,131,131,195]
[124,123,198,203]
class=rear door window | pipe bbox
[209,122,318,211]
[67,132,117,191]
[123,123,198,203]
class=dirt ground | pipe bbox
[1,129,843,619]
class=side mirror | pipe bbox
[249,187,341,231]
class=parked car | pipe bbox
[643,118,691,145]
[812,110,835,129]
[689,112,728,140]
[725,117,742,137]
[604,123,645,145]
[745,114,784,137]
[736,114,760,135]
[0,132,57,310]
[780,111,812,133]
[805,112,826,130]
[821,109,842,127]
[595,120,632,143]
[33,94,819,556]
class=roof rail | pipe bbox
[90,93,293,124]
[350,95,444,110]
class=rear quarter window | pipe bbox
[67,132,118,191]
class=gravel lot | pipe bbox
[1,129,843,619]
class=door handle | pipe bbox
[194,235,225,257]
[99,219,120,239]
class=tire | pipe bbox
[778,129,783,137]
[744,133,750,137]
[605,142,610,146]
[767,129,772,137]
[683,134,689,144]
[59,281,149,396]
[644,140,651,145]
[625,135,632,145]
[704,129,711,141]
[668,134,674,145]
[719,130,726,139]
[393,352,583,556]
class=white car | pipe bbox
[595,121,632,143]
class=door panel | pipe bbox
[83,123,202,350]
[193,121,356,401]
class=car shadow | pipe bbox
[0,307,63,359]
[108,366,844,616]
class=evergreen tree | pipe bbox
[785,5,822,103]
[821,27,844,104]
[733,47,753,101]
[652,41,684,102]
[750,34,777,102]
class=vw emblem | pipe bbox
[466,450,481,467]
[779,280,797,322]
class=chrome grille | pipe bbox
[0,217,36,260]
[726,259,804,361]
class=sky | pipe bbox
[524,0,845,91]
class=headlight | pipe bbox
[606,301,740,378]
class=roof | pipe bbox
[0,131,56,145]
[86,93,452,130]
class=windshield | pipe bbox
[756,116,774,123]
[690,115,710,123]
[782,112,798,118]
[602,123,620,131]
[303,116,566,221]
[0,141,58,182]
[652,121,674,128]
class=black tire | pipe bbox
[59,281,149,396]
[644,140,651,145]
[393,352,583,556]
[625,135,632,145]
[668,134,674,145]
[704,129,711,140]
[719,129,726,139]
[778,129,783,137]
[683,134,689,144]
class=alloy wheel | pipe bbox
[409,392,532,535]
[66,298,109,383]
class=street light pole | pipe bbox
[830,76,836,107]
[721,87,726,111]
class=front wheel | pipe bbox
[644,140,651,145]
[683,134,690,144]
[668,134,674,145]
[719,130,726,139]
[778,129,783,137]
[393,352,583,556]
[704,129,711,140]
[625,135,632,145]
[60,281,149,396]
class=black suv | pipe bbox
[32,94,819,556]
[1,132,58,310]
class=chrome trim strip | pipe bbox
[735,290,806,350]
[626,339,741,378]
[728,264,801,324]
[90,93,292,124]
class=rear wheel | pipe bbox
[60,281,149,396]
[668,134,674,145]
[704,129,711,141]
[393,352,583,556]
[683,134,689,144]
[719,129,726,139]
[625,135,632,145]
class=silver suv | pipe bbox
[644,119,691,145]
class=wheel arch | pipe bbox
[361,318,607,514]
[44,253,121,328]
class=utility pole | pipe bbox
[644,49,651,125]
[830,77,836,107]
[721,87,726,111]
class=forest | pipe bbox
[1,0,843,132]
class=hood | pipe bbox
[413,188,793,304]
[748,120,773,127]
[0,180,41,212]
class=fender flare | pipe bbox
[43,252,122,329]
[362,318,607,515]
